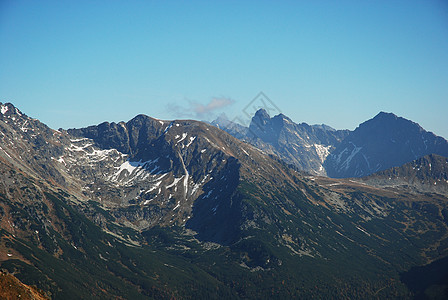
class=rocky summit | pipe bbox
[1,102,448,299]
[213,108,349,176]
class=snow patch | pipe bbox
[86,148,117,158]
[1,105,8,114]
[185,136,196,147]
[356,226,370,236]
[175,133,188,145]
[20,120,30,132]
[163,122,174,134]
[314,144,331,163]
[166,177,182,189]
[56,157,66,165]
[145,180,163,193]
[69,143,93,152]
[340,143,362,171]
[191,182,202,195]
[111,159,160,182]
[70,138,88,142]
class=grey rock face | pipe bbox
[214,109,348,176]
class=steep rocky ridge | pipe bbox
[213,109,349,176]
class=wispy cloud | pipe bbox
[167,97,235,120]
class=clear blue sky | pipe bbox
[1,1,447,138]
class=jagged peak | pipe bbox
[249,109,271,131]
[253,108,270,120]
[0,101,14,107]
[273,113,293,123]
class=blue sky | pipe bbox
[1,1,447,138]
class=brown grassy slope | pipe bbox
[0,271,49,300]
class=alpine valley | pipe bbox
[1,102,448,299]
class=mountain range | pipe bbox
[213,110,448,178]
[325,112,448,178]
[1,102,447,299]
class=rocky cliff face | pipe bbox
[67,116,251,240]
[0,103,68,185]
[213,109,349,176]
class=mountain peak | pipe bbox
[312,124,336,132]
[129,114,153,122]
[325,112,448,178]
[273,113,293,123]
[249,108,271,132]
[215,113,229,122]
[361,112,425,134]
[254,108,270,120]
[210,114,248,139]
[374,111,398,120]
[211,113,231,128]
[0,102,24,117]
[377,111,396,116]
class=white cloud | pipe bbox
[167,97,235,120]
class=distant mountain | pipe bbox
[210,114,248,140]
[213,109,349,175]
[360,154,448,196]
[324,112,448,178]
[1,102,448,298]
[311,124,337,132]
